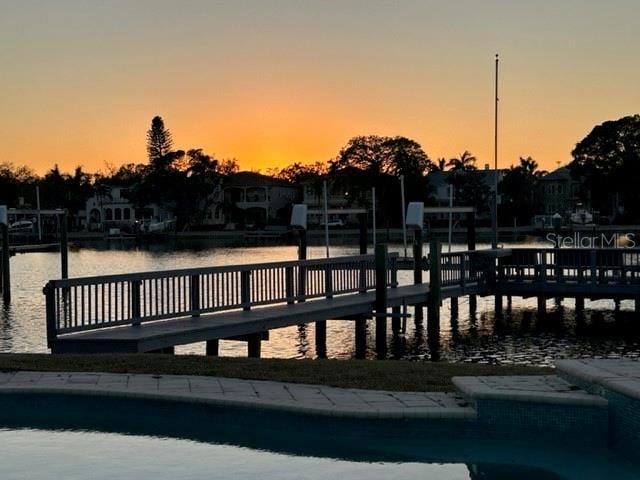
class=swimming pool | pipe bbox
[0,392,637,480]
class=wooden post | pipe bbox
[247,333,261,358]
[131,280,141,326]
[297,229,307,302]
[494,256,503,317]
[575,296,585,312]
[358,212,368,255]
[190,274,200,316]
[413,228,423,284]
[1,223,10,303]
[285,266,294,304]
[427,240,441,333]
[538,296,547,317]
[44,282,56,348]
[374,243,388,357]
[391,306,401,333]
[450,297,459,319]
[241,270,251,310]
[60,212,69,280]
[315,320,327,358]
[413,227,424,325]
[206,339,219,356]
[355,317,367,359]
[298,228,307,260]
[466,211,477,313]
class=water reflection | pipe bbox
[1,241,639,365]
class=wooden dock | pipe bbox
[43,247,640,356]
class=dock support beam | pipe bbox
[247,334,261,358]
[466,211,476,315]
[537,297,547,317]
[450,297,458,319]
[575,296,585,312]
[427,240,441,334]
[206,339,219,356]
[1,223,9,304]
[315,320,327,358]
[391,306,401,334]
[375,244,388,358]
[355,317,367,359]
[413,227,424,325]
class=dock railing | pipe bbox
[440,250,492,288]
[499,248,640,285]
[44,254,398,344]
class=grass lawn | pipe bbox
[0,354,551,392]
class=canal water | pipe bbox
[1,241,638,365]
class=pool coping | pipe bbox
[0,371,476,420]
[556,359,640,402]
[452,375,609,407]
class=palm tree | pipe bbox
[447,151,477,171]
[430,157,448,172]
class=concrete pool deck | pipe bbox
[0,366,612,420]
[1,361,639,457]
[0,371,476,419]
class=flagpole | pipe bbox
[492,53,499,249]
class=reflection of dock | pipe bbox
[44,246,640,357]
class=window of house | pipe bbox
[105,208,113,220]
[114,208,122,220]
[123,208,131,220]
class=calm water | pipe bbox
[0,428,585,480]
[1,241,639,365]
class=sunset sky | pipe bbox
[2,0,640,175]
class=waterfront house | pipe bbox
[539,167,582,217]
[222,172,298,227]
[301,167,373,226]
[85,185,171,233]
[427,166,506,224]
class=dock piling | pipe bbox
[1,223,10,303]
[427,240,441,330]
[315,320,327,358]
[247,333,262,358]
[206,339,219,356]
[375,243,388,358]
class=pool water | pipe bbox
[0,428,565,480]
[0,393,638,480]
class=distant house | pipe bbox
[85,186,171,232]
[301,168,373,225]
[539,167,582,216]
[427,167,506,222]
[199,183,226,228]
[223,172,298,226]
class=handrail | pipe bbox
[44,254,399,342]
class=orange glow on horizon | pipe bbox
[2,2,640,176]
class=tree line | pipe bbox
[1,114,639,228]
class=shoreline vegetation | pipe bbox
[0,354,551,392]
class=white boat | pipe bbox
[142,218,175,234]
[9,220,34,233]
[570,208,593,225]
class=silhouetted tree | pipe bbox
[570,114,640,221]
[146,116,174,166]
[499,156,546,225]
[329,135,432,226]
[0,162,37,206]
[447,150,477,171]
